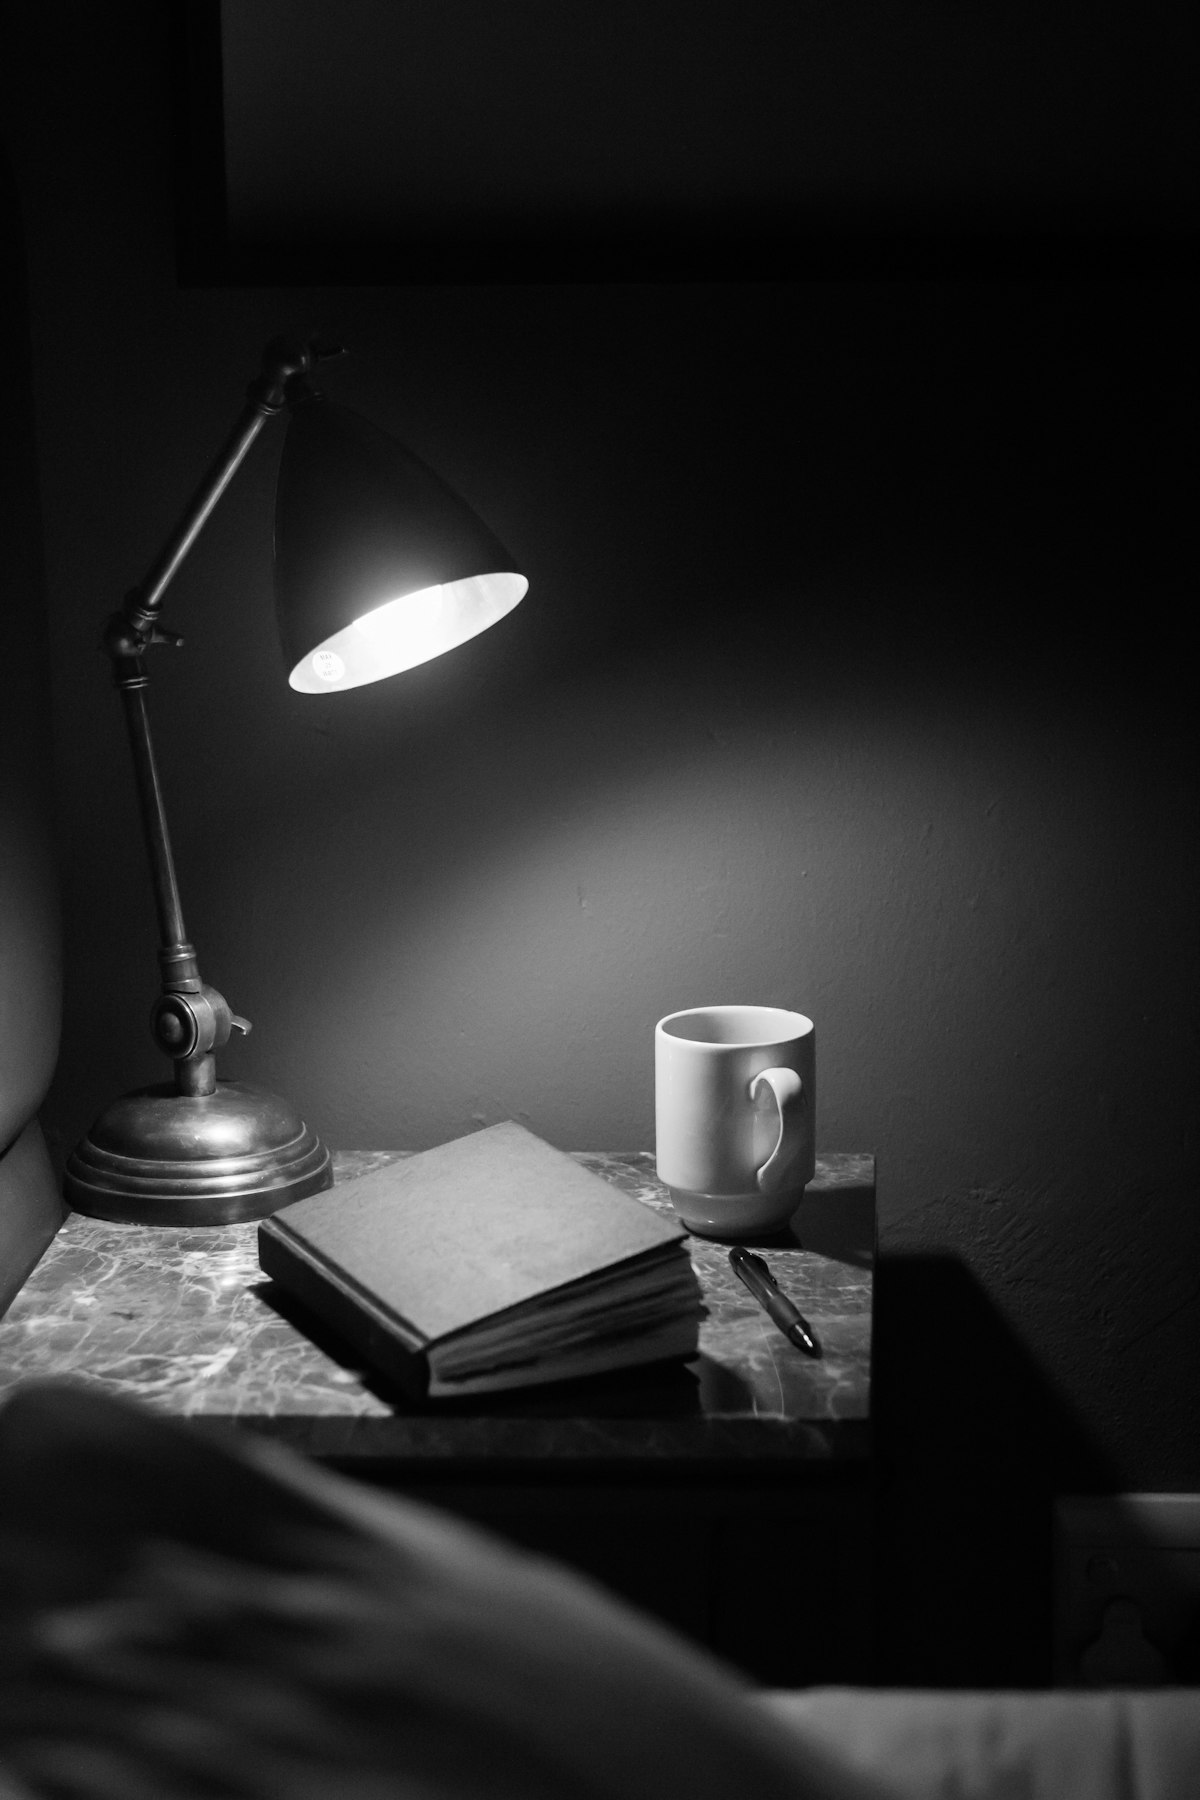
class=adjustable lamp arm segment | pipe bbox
[99,337,344,1100]
[107,337,346,654]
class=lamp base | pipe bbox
[64,1080,333,1226]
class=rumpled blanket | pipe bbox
[0,1380,880,1799]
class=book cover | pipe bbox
[258,1122,704,1399]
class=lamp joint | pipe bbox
[150,983,250,1064]
[104,601,184,664]
[248,335,347,414]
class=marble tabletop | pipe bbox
[0,1151,873,1465]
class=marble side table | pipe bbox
[0,1151,875,1683]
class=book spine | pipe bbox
[257,1221,431,1404]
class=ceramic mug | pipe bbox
[655,1004,815,1238]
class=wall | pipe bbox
[4,2,1195,1683]
[0,135,64,1303]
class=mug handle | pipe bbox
[749,1067,807,1195]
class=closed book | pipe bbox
[257,1122,704,1400]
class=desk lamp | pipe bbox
[64,337,527,1227]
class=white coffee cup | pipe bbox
[655,1004,816,1238]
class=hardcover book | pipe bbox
[257,1122,705,1400]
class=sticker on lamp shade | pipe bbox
[311,650,346,683]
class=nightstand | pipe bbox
[0,1150,874,1682]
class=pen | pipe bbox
[728,1246,821,1357]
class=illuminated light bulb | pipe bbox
[353,584,447,659]
[288,571,527,694]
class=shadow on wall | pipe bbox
[872,1251,1119,1689]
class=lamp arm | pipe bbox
[100,336,344,1098]
[108,335,342,651]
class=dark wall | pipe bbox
[0,132,64,1303]
[4,0,1195,1685]
[0,140,59,1153]
[214,0,1196,273]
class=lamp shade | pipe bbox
[275,397,527,693]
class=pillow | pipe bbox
[760,1686,1200,1800]
[0,1379,890,1800]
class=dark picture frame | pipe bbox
[173,0,1195,287]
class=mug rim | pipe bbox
[656,1003,813,1047]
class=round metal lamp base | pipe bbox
[64,1080,333,1226]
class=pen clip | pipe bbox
[742,1250,779,1290]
